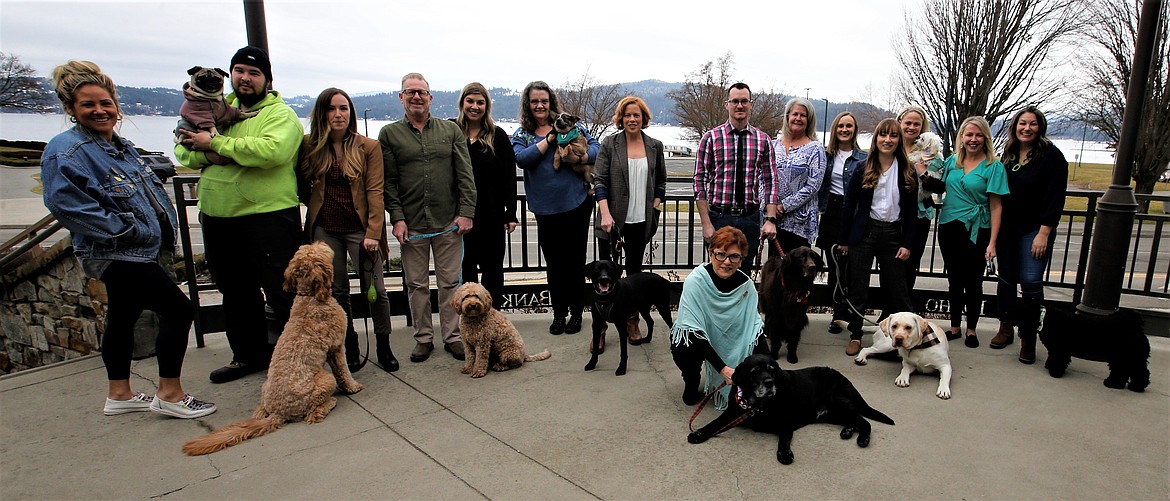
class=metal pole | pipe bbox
[1078,0,1164,314]
[243,0,268,52]
[363,109,371,137]
[822,98,829,144]
[1077,121,1088,177]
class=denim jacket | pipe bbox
[818,148,867,212]
[41,126,177,266]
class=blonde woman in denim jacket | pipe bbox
[41,61,214,419]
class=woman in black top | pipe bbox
[837,118,919,356]
[989,106,1068,363]
[454,82,518,307]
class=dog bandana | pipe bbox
[910,324,941,351]
[556,127,581,146]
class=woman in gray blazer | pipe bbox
[593,95,667,343]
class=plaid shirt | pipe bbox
[693,122,777,207]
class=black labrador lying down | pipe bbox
[688,354,895,464]
[583,260,674,376]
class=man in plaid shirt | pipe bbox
[693,82,779,268]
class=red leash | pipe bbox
[687,382,757,435]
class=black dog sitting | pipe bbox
[687,354,894,464]
[1038,304,1150,392]
[583,260,674,376]
[758,246,824,363]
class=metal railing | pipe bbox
[172,175,1170,342]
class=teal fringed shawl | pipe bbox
[670,265,763,410]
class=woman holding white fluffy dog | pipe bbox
[894,105,944,313]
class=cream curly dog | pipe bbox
[450,282,551,378]
[183,241,363,455]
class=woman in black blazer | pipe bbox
[838,118,920,356]
[593,95,667,343]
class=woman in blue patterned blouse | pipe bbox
[772,97,827,254]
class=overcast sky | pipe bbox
[2,0,909,103]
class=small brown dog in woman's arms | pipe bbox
[181,242,362,456]
[174,66,256,146]
[451,282,551,378]
[550,112,594,193]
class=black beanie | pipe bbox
[230,46,272,81]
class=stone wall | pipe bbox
[0,237,104,373]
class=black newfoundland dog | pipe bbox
[1038,304,1150,392]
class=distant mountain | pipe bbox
[0,78,1106,140]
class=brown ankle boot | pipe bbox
[1018,331,1036,364]
[989,322,1015,349]
[627,314,644,345]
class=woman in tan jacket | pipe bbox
[298,87,396,373]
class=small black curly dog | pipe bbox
[1038,304,1150,392]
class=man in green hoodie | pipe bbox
[176,46,304,384]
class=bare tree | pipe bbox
[895,0,1084,155]
[557,69,622,140]
[667,53,786,142]
[1077,0,1169,209]
[0,52,52,112]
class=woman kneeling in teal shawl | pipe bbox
[671,226,766,410]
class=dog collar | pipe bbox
[734,387,752,411]
[778,273,810,305]
[910,325,941,351]
[556,128,581,146]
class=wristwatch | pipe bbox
[765,216,780,225]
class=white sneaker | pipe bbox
[149,394,217,419]
[103,392,153,415]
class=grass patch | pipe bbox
[0,145,43,167]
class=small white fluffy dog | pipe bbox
[855,312,953,399]
[909,131,944,202]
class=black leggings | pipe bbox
[938,221,990,330]
[99,260,194,380]
[535,198,592,318]
[598,221,649,276]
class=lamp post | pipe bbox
[804,87,810,99]
[822,98,829,144]
[363,108,371,137]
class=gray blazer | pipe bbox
[593,130,668,241]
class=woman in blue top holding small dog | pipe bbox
[41,61,215,419]
[929,116,1009,348]
[511,81,600,335]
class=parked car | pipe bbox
[139,151,176,181]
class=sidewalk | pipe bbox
[2,313,1166,500]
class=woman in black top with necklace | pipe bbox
[989,106,1068,364]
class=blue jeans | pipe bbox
[996,228,1055,320]
[708,211,761,270]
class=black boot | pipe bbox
[376,334,398,373]
[1016,299,1041,364]
[681,373,703,405]
[345,324,362,373]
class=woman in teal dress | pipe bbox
[927,116,1009,348]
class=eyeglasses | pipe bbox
[711,250,743,264]
[401,89,430,97]
[726,99,752,106]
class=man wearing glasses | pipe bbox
[693,82,780,269]
[378,73,476,363]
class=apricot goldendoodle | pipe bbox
[183,241,363,455]
[450,282,551,378]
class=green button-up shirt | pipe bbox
[379,116,476,232]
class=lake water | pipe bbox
[0,113,1119,165]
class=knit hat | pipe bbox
[230,46,272,81]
